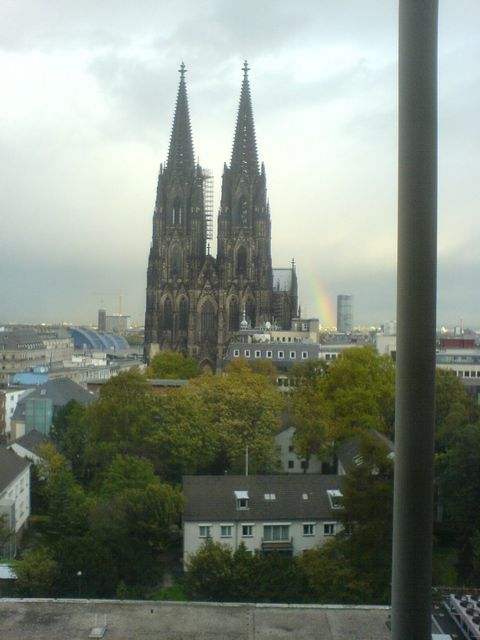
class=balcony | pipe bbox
[261,536,293,554]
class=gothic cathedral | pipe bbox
[144,62,298,370]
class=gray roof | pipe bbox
[183,474,343,522]
[337,430,394,471]
[0,447,30,493]
[13,430,50,454]
[0,330,44,351]
[12,378,96,420]
[0,600,391,640]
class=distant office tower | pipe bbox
[337,295,353,333]
[98,309,106,332]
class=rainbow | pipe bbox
[302,272,336,329]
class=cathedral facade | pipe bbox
[144,62,297,370]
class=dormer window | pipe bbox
[327,489,344,509]
[234,490,249,510]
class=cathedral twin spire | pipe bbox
[165,62,195,177]
[230,61,260,177]
[166,61,259,179]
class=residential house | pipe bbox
[183,474,344,567]
[9,430,50,464]
[10,377,96,441]
[0,447,31,557]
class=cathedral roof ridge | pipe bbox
[165,62,196,177]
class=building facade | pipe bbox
[145,63,297,370]
[336,294,353,333]
[183,475,344,567]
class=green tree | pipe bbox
[147,350,200,379]
[192,364,284,473]
[291,372,334,465]
[437,423,480,582]
[83,370,155,479]
[34,444,90,543]
[300,433,393,604]
[324,347,395,438]
[50,400,88,482]
[16,547,59,597]
[0,513,14,557]
[100,454,159,496]
[291,347,395,463]
[185,540,235,600]
[91,457,183,587]
[147,385,219,481]
[435,369,478,452]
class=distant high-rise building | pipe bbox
[337,294,353,333]
[144,62,297,370]
[98,309,106,332]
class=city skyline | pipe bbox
[1,1,479,328]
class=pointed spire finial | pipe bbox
[230,60,259,176]
[165,64,195,176]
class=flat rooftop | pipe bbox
[0,599,391,640]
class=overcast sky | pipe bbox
[1,1,479,329]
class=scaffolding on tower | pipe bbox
[202,169,214,242]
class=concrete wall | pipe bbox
[0,599,391,640]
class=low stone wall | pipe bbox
[0,598,391,640]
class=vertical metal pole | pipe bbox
[392,2,438,639]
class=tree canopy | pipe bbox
[147,350,200,379]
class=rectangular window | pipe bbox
[242,524,253,537]
[244,349,251,358]
[324,522,335,536]
[255,350,261,358]
[220,525,232,538]
[233,349,240,357]
[235,490,249,510]
[290,351,296,359]
[278,351,284,359]
[288,460,294,469]
[327,489,344,509]
[263,525,289,541]
[199,525,211,538]
[303,523,315,536]
[288,445,294,453]
[266,350,272,358]
[264,493,276,500]
[301,351,308,359]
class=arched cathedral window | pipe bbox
[229,298,239,331]
[179,298,188,331]
[201,300,216,343]
[170,246,182,279]
[163,298,173,330]
[172,197,182,225]
[236,246,247,277]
